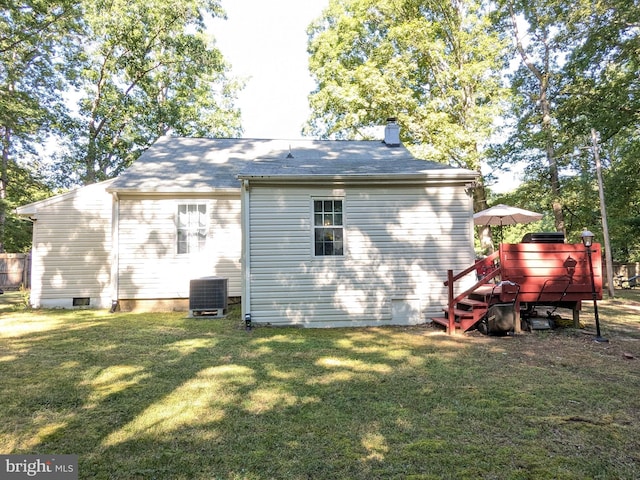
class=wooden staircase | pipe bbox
[431,297,489,333]
[431,251,502,334]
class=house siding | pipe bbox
[117,195,242,301]
[29,181,113,308]
[246,184,476,327]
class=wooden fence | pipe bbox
[0,253,31,290]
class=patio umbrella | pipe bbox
[473,204,543,241]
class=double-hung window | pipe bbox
[177,203,207,254]
[313,199,344,256]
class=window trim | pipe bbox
[311,197,345,258]
[176,202,209,255]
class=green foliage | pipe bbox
[306,0,509,171]
[600,136,640,262]
[554,0,640,261]
[1,160,53,252]
[18,284,31,309]
[558,0,640,141]
[487,0,640,261]
[0,0,79,138]
[0,0,80,251]
[54,0,243,186]
[307,0,510,253]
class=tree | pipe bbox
[555,0,640,261]
[56,0,242,186]
[558,0,639,143]
[306,0,509,252]
[0,0,80,252]
[3,160,53,252]
[491,0,578,236]
[603,139,640,262]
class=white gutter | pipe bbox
[236,172,478,186]
[105,188,241,196]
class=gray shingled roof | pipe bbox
[108,136,476,193]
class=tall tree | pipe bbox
[556,0,640,261]
[0,0,80,252]
[495,0,573,236]
[306,0,509,253]
[56,0,242,186]
[490,0,639,260]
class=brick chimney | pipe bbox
[383,118,400,146]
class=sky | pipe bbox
[209,0,329,139]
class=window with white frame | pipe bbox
[313,199,344,256]
[177,203,207,254]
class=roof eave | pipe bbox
[237,171,479,185]
[15,205,37,217]
[106,187,241,196]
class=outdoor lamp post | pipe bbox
[581,229,608,343]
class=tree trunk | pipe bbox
[510,4,566,235]
[84,123,98,185]
[540,75,565,236]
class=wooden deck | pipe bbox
[433,242,603,334]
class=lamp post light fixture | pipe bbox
[581,229,608,343]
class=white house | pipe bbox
[18,124,478,326]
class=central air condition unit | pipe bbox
[189,276,228,318]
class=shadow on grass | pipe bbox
[1,303,640,479]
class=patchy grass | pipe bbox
[1,293,639,479]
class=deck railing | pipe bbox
[444,250,500,334]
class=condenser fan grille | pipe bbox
[189,277,227,317]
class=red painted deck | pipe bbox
[433,242,603,334]
[499,243,602,303]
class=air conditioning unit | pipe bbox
[189,276,228,318]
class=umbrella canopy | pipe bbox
[473,204,543,227]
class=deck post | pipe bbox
[447,269,455,335]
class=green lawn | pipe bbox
[1,290,640,479]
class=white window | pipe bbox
[313,199,344,256]
[177,204,207,254]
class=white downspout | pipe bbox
[241,179,251,321]
[110,192,120,312]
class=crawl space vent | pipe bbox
[189,276,228,318]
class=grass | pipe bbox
[1,290,640,479]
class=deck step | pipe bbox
[458,298,488,308]
[431,316,450,328]
[452,308,476,318]
[431,316,481,333]
[442,308,485,319]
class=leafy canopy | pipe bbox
[306,0,509,172]
[55,0,242,186]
